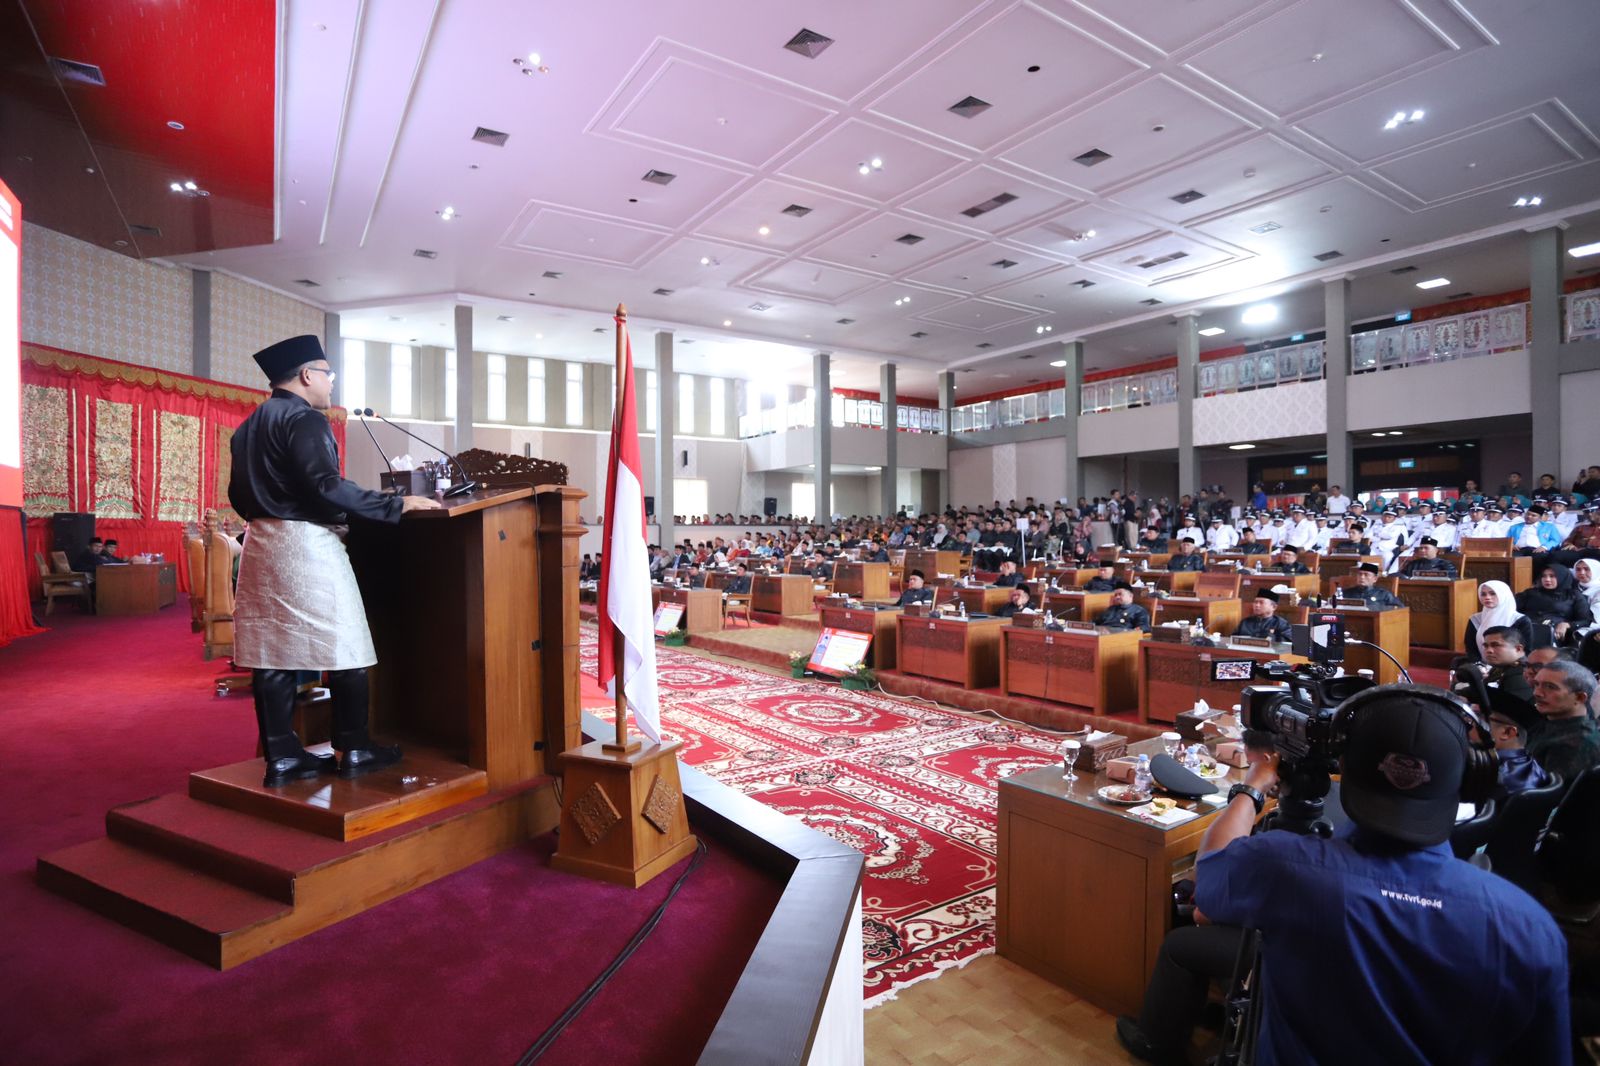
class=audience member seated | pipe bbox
[1138,526,1169,552]
[1484,694,1555,802]
[1455,625,1537,709]
[995,585,1033,619]
[1083,564,1117,593]
[1326,520,1369,555]
[1515,563,1591,649]
[991,560,1022,587]
[1094,582,1150,632]
[1510,504,1563,558]
[1233,588,1292,643]
[1465,580,1533,663]
[896,570,934,607]
[579,553,599,581]
[1529,659,1600,784]
[101,539,126,564]
[1269,545,1309,575]
[1339,562,1402,608]
[1167,538,1205,572]
[1401,537,1457,578]
[1237,528,1268,555]
[724,563,752,595]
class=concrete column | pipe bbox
[191,269,212,379]
[453,305,473,452]
[880,363,898,518]
[1176,314,1199,498]
[938,370,957,510]
[322,309,340,392]
[589,362,613,431]
[1530,225,1566,480]
[1060,340,1083,504]
[1323,277,1354,495]
[655,331,675,549]
[814,352,832,521]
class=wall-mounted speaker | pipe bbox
[644,495,655,518]
[763,496,778,517]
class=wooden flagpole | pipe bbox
[605,303,636,754]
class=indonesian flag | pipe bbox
[597,314,661,742]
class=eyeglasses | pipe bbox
[306,367,338,382]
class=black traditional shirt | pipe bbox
[228,390,402,525]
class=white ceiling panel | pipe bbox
[914,298,1041,332]
[900,164,1079,235]
[866,3,1144,152]
[806,214,977,275]
[1004,204,1156,261]
[903,243,1060,294]
[693,179,870,252]
[1193,176,1414,263]
[778,118,967,203]
[1108,135,1333,223]
[1082,231,1244,284]
[504,204,672,267]
[1058,0,1278,56]
[742,258,886,303]
[1369,108,1599,205]
[1000,76,1255,191]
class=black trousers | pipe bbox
[252,667,373,761]
[1136,923,1248,1051]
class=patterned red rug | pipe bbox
[579,631,1064,1005]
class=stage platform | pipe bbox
[687,625,818,672]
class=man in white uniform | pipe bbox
[1206,515,1239,552]
[1324,485,1351,515]
[1282,506,1319,552]
[1370,508,1409,572]
[1173,513,1205,547]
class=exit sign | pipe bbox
[1293,466,1309,476]
[1398,458,1416,470]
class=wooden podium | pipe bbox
[38,481,587,968]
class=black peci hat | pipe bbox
[1357,561,1382,574]
[252,335,326,383]
[1255,587,1280,602]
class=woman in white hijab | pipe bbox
[1573,560,1600,637]
[932,522,949,548]
[1463,579,1532,662]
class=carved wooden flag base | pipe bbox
[550,738,696,888]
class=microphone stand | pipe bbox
[356,410,399,494]
[1343,638,1413,684]
[363,408,478,498]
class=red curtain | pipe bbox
[17,345,348,603]
[0,507,45,648]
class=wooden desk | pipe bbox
[1041,589,1113,622]
[1238,572,1319,601]
[1325,606,1410,684]
[1149,596,1242,634]
[951,585,1014,615]
[903,549,965,580]
[752,574,816,616]
[997,742,1247,1017]
[95,562,178,616]
[1319,555,1380,598]
[1000,626,1143,714]
[1139,640,1305,724]
[1397,578,1478,651]
[1462,555,1532,594]
[832,561,892,602]
[654,586,723,633]
[817,605,901,670]
[895,615,1006,689]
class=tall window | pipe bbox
[444,350,456,420]
[674,478,709,520]
[565,363,584,426]
[678,373,694,433]
[644,371,657,431]
[487,354,506,422]
[708,377,726,435]
[342,339,365,411]
[790,481,832,520]
[527,359,546,424]
[389,344,412,416]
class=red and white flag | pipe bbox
[597,315,661,742]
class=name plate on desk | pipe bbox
[1231,636,1273,649]
[1062,620,1097,631]
[1336,598,1366,609]
[1010,614,1046,628]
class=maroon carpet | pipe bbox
[0,606,781,1066]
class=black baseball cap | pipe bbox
[1337,688,1469,846]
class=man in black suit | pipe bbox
[1095,581,1151,632]
[1340,562,1403,607]
[1272,546,1311,575]
[724,562,752,595]
[992,560,1023,587]
[1084,564,1118,592]
[896,569,934,607]
[1401,537,1458,578]
[1168,538,1205,572]
[1233,588,1293,643]
[996,585,1034,619]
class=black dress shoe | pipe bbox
[338,743,403,779]
[263,750,338,787]
[1115,1016,1190,1066]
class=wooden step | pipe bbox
[188,744,488,841]
[37,838,289,969]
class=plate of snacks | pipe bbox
[1097,785,1153,806]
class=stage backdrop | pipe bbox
[19,343,346,600]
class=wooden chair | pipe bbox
[184,535,206,632]
[722,591,752,628]
[36,552,90,614]
[1299,552,1322,573]
[1195,572,1242,600]
[1460,536,1512,558]
[201,529,237,661]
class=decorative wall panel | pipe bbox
[1193,380,1326,447]
[211,273,326,388]
[92,399,139,519]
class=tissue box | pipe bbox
[1176,706,1224,742]
[1201,714,1244,741]
[1105,756,1139,783]
[1215,741,1251,768]
[1073,733,1128,771]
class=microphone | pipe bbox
[356,409,399,492]
[362,408,479,498]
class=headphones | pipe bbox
[1332,683,1499,805]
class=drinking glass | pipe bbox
[1161,731,1182,759]
[1061,739,1082,783]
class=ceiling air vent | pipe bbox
[1073,148,1111,167]
[1447,291,1474,300]
[784,28,834,59]
[293,278,321,288]
[976,342,995,349]
[748,302,771,312]
[1139,298,1163,306]
[1135,250,1189,269]
[592,327,606,334]
[641,169,676,185]
[948,95,992,119]
[471,126,509,146]
[962,192,1018,218]
[895,233,925,245]
[1249,221,1283,234]
[835,318,855,325]
[542,270,564,279]
[1170,189,1205,205]
[49,57,106,87]
[652,287,674,296]
[910,331,929,339]
[1390,265,1419,275]
[128,223,162,238]
[413,248,437,259]
[1072,279,1096,289]
[496,315,515,322]
[1313,250,1343,262]
[781,203,813,217]
[991,258,1018,269]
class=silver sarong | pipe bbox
[233,518,376,671]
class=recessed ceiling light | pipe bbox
[437,206,457,221]
[1568,242,1600,258]
[1198,326,1226,337]
[1048,359,1067,368]
[1073,148,1111,167]
[1371,432,1387,437]
[1241,304,1277,325]
[1415,277,1450,290]
[1383,108,1425,131]
[757,225,770,236]
[722,319,732,327]
[857,158,884,176]
[1512,195,1543,208]
[893,296,912,307]
[1389,431,1403,437]
[1035,325,1054,334]
[1228,444,1256,451]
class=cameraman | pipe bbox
[1118,687,1569,1065]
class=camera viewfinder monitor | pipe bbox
[1292,615,1346,665]
[1212,659,1255,683]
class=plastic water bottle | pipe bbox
[1044,610,1055,628]
[1133,754,1153,795]
[1185,744,1205,771]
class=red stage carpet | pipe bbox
[0,607,781,1066]
[579,631,1067,1005]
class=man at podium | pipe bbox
[229,335,441,787]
